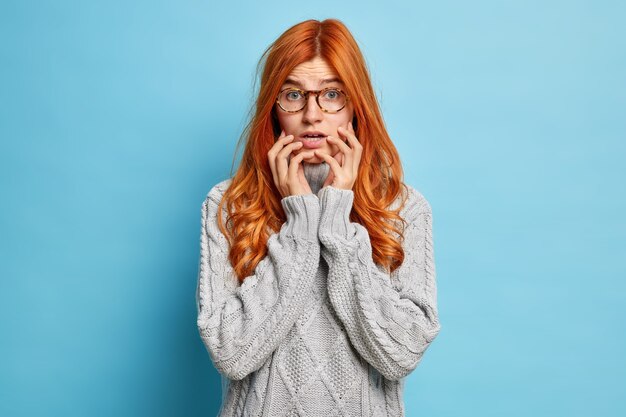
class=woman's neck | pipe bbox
[302,161,330,195]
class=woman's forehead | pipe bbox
[283,57,342,88]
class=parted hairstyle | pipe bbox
[218,18,411,282]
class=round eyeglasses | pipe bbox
[276,87,350,113]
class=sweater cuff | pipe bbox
[280,193,320,240]
[318,186,356,239]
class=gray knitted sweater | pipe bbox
[196,161,441,417]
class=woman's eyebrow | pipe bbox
[283,77,344,87]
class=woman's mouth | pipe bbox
[299,135,327,149]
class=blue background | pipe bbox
[1,1,625,416]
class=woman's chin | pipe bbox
[302,154,323,164]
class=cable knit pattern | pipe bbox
[317,183,441,381]
[196,162,441,417]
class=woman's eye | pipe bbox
[324,90,340,99]
[286,91,302,100]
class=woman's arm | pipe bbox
[317,185,441,381]
[196,180,321,381]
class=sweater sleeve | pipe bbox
[196,180,321,380]
[317,185,441,381]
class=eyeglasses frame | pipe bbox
[275,87,350,114]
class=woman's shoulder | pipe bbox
[394,182,432,221]
[201,178,235,227]
[203,178,234,205]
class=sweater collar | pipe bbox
[302,161,331,195]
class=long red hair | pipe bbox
[218,18,410,282]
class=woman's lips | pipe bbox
[298,136,327,149]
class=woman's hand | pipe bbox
[314,121,363,191]
[268,130,316,197]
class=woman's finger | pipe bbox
[288,151,314,193]
[340,124,362,154]
[338,124,361,180]
[269,135,295,192]
[327,136,352,171]
[346,122,363,178]
[332,129,354,173]
[269,131,289,186]
[276,140,301,190]
[328,133,352,156]
[313,150,343,186]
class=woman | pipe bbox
[196,18,441,416]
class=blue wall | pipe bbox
[1,1,624,416]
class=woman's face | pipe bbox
[275,56,354,164]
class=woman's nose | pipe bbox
[301,95,323,123]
